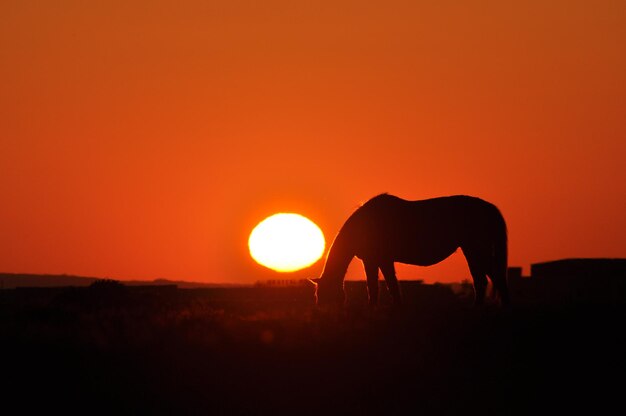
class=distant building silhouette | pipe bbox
[509,258,626,304]
[530,258,626,280]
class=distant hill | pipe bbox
[0,273,243,289]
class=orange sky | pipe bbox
[1,1,625,284]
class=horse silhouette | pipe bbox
[309,194,509,307]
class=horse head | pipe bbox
[308,278,345,306]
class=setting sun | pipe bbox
[248,213,325,272]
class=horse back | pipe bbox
[343,194,502,263]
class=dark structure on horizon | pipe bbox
[509,258,626,304]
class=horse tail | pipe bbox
[491,204,509,305]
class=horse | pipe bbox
[309,194,509,307]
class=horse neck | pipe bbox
[320,234,354,284]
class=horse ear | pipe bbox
[307,278,321,286]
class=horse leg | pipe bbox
[489,268,510,306]
[380,261,402,306]
[462,247,489,306]
[363,260,379,307]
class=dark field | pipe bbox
[2,281,625,415]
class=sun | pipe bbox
[248,213,325,272]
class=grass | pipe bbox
[1,281,624,415]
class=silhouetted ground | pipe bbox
[2,281,624,415]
